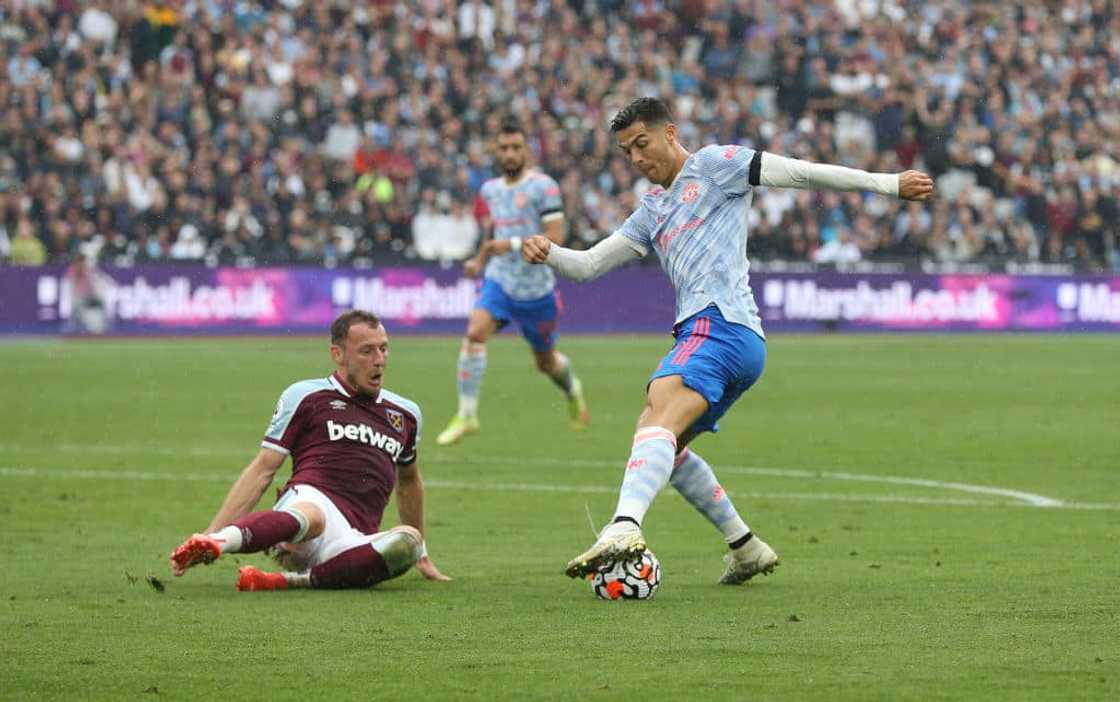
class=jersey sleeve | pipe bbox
[698,144,760,198]
[397,401,422,465]
[379,392,422,466]
[473,192,490,222]
[477,181,494,213]
[535,175,564,222]
[262,383,316,455]
[614,195,657,255]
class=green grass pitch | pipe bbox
[1,333,1117,701]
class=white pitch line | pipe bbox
[437,454,1068,508]
[0,441,1074,507]
[1,465,1117,511]
[422,478,1004,508]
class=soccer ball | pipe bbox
[589,550,661,600]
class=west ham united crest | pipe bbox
[386,408,404,432]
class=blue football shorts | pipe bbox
[475,277,560,352]
[649,304,766,434]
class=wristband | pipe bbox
[509,236,522,252]
[419,541,428,559]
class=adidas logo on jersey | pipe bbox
[326,420,403,460]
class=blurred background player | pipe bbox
[62,252,114,335]
[170,310,449,590]
[523,97,934,583]
[435,117,589,446]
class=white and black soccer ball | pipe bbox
[589,550,661,600]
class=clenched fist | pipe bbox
[899,170,935,201]
[521,235,552,264]
[463,256,484,278]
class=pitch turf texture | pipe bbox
[1,334,1117,701]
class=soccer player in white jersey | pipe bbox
[170,310,449,590]
[435,118,589,446]
[523,97,933,583]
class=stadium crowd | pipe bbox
[0,0,1117,271]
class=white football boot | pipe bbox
[565,520,646,578]
[719,535,780,585]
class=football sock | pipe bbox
[283,572,311,588]
[370,529,423,577]
[614,426,677,524]
[456,342,486,418]
[546,352,576,396]
[218,511,301,554]
[208,526,243,554]
[310,544,391,589]
[669,449,752,545]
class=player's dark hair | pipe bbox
[610,97,673,132]
[331,310,382,345]
[498,116,524,136]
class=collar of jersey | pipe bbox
[329,372,381,403]
[498,169,533,188]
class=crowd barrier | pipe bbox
[2,264,1118,334]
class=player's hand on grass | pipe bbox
[899,170,934,201]
[463,255,485,278]
[416,556,451,581]
[522,235,551,264]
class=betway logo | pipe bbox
[327,420,403,460]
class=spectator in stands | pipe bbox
[8,218,47,266]
[0,1,1116,272]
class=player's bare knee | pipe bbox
[373,527,423,577]
[465,327,489,345]
[390,524,422,543]
[533,352,556,373]
[635,404,654,429]
[283,502,326,542]
[640,377,707,434]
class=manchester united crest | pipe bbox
[681,182,701,203]
[386,408,404,433]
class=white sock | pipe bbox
[547,352,577,396]
[670,449,751,544]
[613,426,677,524]
[456,344,487,418]
[283,572,311,588]
[209,525,243,554]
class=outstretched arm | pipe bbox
[522,232,644,282]
[204,448,286,533]
[756,152,934,201]
[396,460,451,581]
